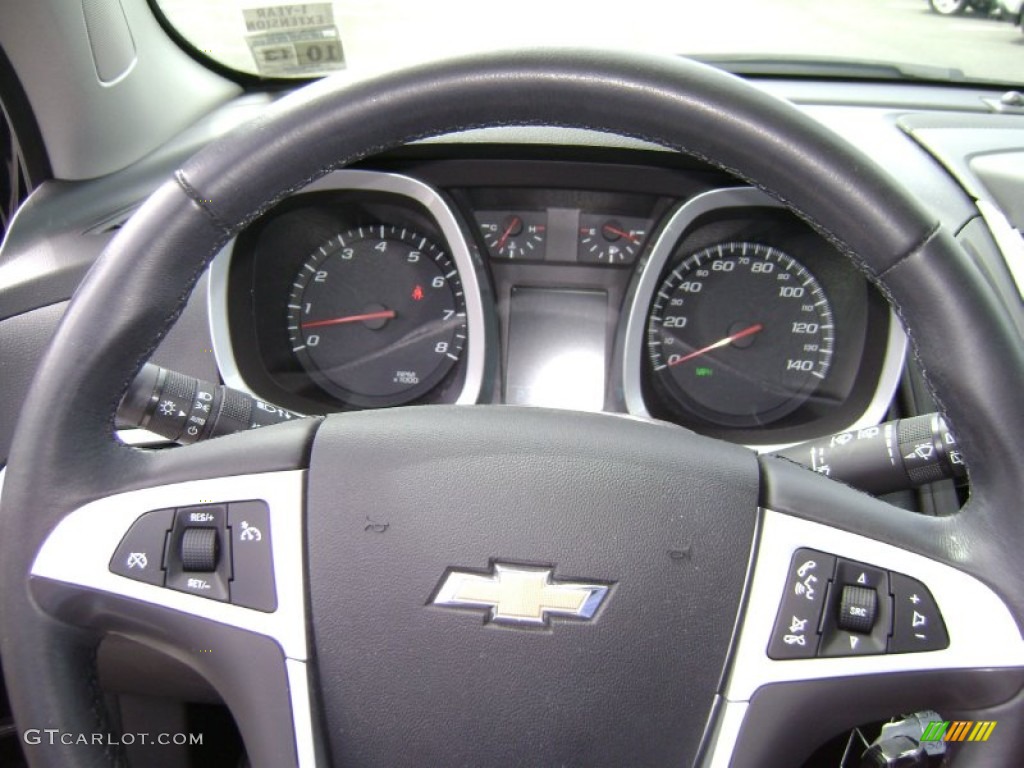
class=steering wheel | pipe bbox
[3,50,1023,768]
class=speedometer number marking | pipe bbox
[646,241,835,427]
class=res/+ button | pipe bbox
[164,505,230,601]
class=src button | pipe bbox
[819,559,891,657]
[837,584,878,634]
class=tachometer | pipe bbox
[287,224,467,407]
[646,241,834,427]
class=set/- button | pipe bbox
[181,527,219,572]
[768,548,836,659]
[164,505,230,601]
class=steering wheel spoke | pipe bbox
[700,459,1024,766]
[28,468,318,768]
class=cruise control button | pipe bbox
[165,505,230,601]
[179,503,227,528]
[181,527,220,572]
[228,501,277,612]
[109,508,173,586]
[768,548,835,659]
[889,572,949,653]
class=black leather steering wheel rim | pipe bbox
[3,49,1023,767]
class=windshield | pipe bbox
[154,0,1021,85]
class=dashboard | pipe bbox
[1,80,1021,468]
[211,154,901,447]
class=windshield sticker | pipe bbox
[242,4,344,76]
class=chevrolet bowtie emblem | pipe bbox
[430,563,610,626]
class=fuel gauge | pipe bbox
[477,211,547,260]
[578,215,650,264]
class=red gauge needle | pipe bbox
[300,310,396,330]
[602,225,641,244]
[495,216,521,250]
[667,323,764,367]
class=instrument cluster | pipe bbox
[212,163,901,446]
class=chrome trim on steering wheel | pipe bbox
[695,507,1024,766]
[727,508,1024,700]
[31,471,308,658]
[29,469,315,766]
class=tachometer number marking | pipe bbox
[285,225,468,407]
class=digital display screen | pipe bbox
[505,288,608,412]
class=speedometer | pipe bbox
[646,241,834,427]
[287,224,467,408]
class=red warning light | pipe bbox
[411,285,424,301]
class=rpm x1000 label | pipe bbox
[243,4,345,76]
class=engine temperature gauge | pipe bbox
[477,211,547,260]
[578,215,650,264]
